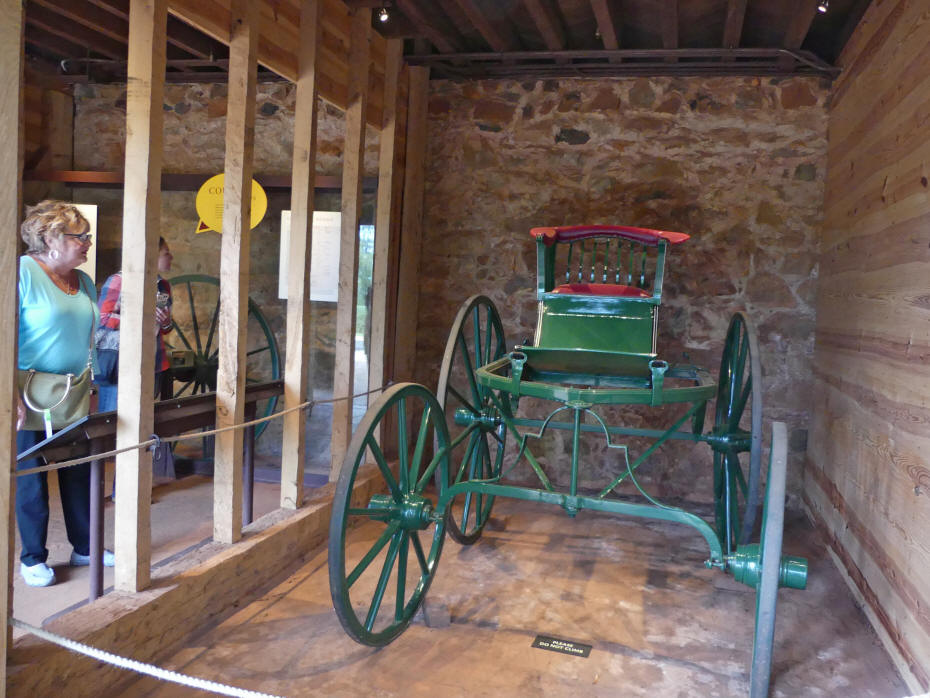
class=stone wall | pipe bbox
[415,77,829,504]
[69,83,379,458]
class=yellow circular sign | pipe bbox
[195,174,268,233]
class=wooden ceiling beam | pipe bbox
[393,0,464,53]
[590,0,620,50]
[523,0,565,51]
[24,25,86,61]
[722,0,747,48]
[443,0,515,52]
[784,0,819,49]
[86,0,129,21]
[30,0,128,44]
[166,15,222,59]
[26,7,126,60]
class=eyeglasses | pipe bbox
[63,232,92,243]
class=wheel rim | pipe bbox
[713,311,763,552]
[164,274,281,440]
[329,383,449,646]
[749,422,788,698]
[436,295,507,544]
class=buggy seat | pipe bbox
[522,224,689,383]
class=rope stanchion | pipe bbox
[10,617,284,698]
[15,382,394,478]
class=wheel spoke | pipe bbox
[346,521,399,589]
[456,333,482,407]
[366,437,402,501]
[347,507,395,518]
[397,398,409,491]
[447,384,479,415]
[246,345,271,357]
[186,282,204,355]
[730,451,749,496]
[395,532,408,621]
[175,378,193,397]
[729,376,752,432]
[364,529,402,632]
[472,305,482,379]
[204,298,220,358]
[409,405,432,484]
[172,323,195,353]
[483,308,493,366]
[454,431,479,484]
[410,531,430,576]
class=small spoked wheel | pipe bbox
[437,295,508,544]
[329,383,450,646]
[713,312,763,553]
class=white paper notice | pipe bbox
[278,210,342,302]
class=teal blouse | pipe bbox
[18,256,99,376]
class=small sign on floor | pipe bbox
[531,634,592,658]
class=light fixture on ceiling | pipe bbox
[817,0,828,13]
[379,6,389,22]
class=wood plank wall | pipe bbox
[808,0,930,691]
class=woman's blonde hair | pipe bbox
[20,200,90,254]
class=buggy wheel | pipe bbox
[749,422,790,698]
[329,383,450,646]
[713,312,763,553]
[437,295,508,544]
[164,274,281,440]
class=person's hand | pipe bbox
[16,393,25,431]
[155,306,171,329]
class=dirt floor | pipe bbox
[114,498,907,698]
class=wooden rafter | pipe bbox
[394,0,463,53]
[25,24,87,59]
[31,0,127,44]
[443,0,514,52]
[590,0,620,50]
[722,0,748,49]
[166,15,221,59]
[784,0,820,50]
[523,0,565,50]
[26,6,126,59]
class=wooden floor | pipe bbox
[115,497,907,697]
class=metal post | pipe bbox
[88,439,105,601]
[242,404,255,525]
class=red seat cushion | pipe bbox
[552,283,650,298]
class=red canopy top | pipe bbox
[531,224,690,247]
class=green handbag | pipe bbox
[18,366,92,435]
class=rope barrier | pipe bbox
[16,383,393,478]
[10,618,284,698]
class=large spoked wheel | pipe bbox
[165,274,281,440]
[713,311,763,553]
[437,295,508,545]
[329,383,450,646]
[749,422,789,698]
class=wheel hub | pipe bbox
[368,493,435,530]
[453,404,502,431]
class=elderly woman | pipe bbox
[16,200,114,587]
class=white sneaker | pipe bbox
[21,562,56,587]
[70,549,115,567]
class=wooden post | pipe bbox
[368,39,404,443]
[114,0,166,593]
[330,8,371,481]
[280,0,322,510]
[214,0,257,544]
[392,65,430,383]
[0,0,24,682]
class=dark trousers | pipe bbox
[16,429,91,566]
